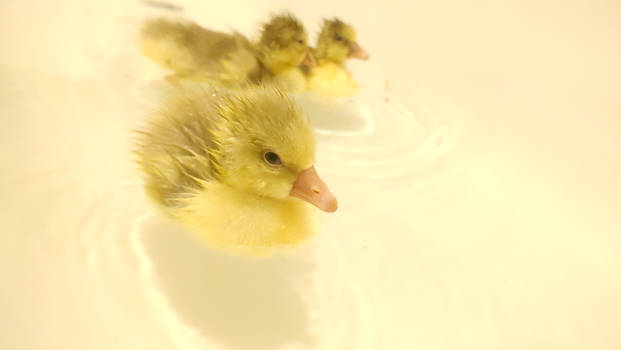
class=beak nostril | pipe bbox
[311,186,321,195]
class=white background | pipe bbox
[1,0,620,349]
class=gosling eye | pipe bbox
[334,33,343,42]
[298,39,304,44]
[263,151,282,166]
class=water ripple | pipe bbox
[296,88,461,189]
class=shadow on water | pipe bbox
[141,219,316,350]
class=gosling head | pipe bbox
[315,18,369,65]
[211,87,337,212]
[257,13,317,75]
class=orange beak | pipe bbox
[348,42,369,60]
[301,48,317,68]
[290,166,338,212]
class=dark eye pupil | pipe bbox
[298,39,304,44]
[264,152,281,165]
[335,34,343,41]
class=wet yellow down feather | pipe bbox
[140,14,313,91]
[135,86,321,256]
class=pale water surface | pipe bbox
[1,1,620,349]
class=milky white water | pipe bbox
[1,1,620,349]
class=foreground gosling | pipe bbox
[136,86,337,255]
